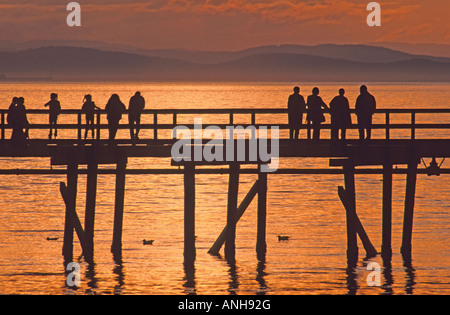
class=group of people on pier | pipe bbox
[288,85,377,140]
[6,85,376,144]
[6,92,146,144]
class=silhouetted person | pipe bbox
[105,94,126,141]
[44,93,61,139]
[7,97,19,126]
[306,87,329,140]
[330,89,352,140]
[8,97,29,146]
[128,91,145,140]
[81,94,100,139]
[355,85,376,140]
[287,86,306,140]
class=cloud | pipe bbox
[0,0,448,50]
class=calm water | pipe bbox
[0,82,449,295]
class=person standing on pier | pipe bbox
[306,87,329,140]
[44,93,61,139]
[128,91,146,140]
[105,94,126,142]
[355,85,377,140]
[8,97,30,146]
[330,89,352,140]
[287,86,306,140]
[81,94,101,139]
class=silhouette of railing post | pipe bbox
[382,161,393,260]
[411,112,416,140]
[225,163,240,260]
[77,113,82,141]
[96,111,101,141]
[173,112,177,125]
[385,113,390,140]
[111,157,127,256]
[153,113,158,140]
[256,170,268,258]
[401,160,418,256]
[307,121,312,140]
[1,112,5,141]
[184,163,196,263]
[84,162,98,263]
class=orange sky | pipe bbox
[0,0,449,51]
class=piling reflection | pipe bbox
[183,261,196,295]
[256,254,268,295]
[113,253,125,295]
[402,253,416,295]
[226,255,239,295]
[85,261,98,295]
[345,265,358,295]
[382,256,394,295]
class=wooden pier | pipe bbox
[1,107,449,267]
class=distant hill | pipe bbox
[1,45,450,82]
[0,46,200,81]
[2,41,450,64]
[372,42,450,59]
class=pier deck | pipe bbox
[1,108,449,266]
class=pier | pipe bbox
[1,107,449,268]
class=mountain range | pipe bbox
[1,41,450,82]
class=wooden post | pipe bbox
[401,161,418,255]
[225,163,240,259]
[96,111,101,141]
[411,112,416,140]
[62,163,79,262]
[385,112,390,140]
[338,186,377,258]
[184,163,196,263]
[1,112,5,141]
[77,113,82,141]
[84,162,98,263]
[307,121,312,140]
[343,162,358,265]
[208,180,259,255]
[382,162,393,259]
[111,158,127,255]
[153,113,158,140]
[256,171,268,258]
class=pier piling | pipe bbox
[256,170,268,258]
[401,161,418,256]
[382,162,393,260]
[111,158,127,256]
[62,163,79,262]
[343,162,358,265]
[338,186,377,258]
[184,163,196,263]
[208,180,259,255]
[225,163,240,259]
[84,162,98,263]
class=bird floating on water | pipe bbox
[143,239,154,245]
[277,235,290,241]
[46,237,59,241]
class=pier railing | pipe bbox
[1,108,450,141]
